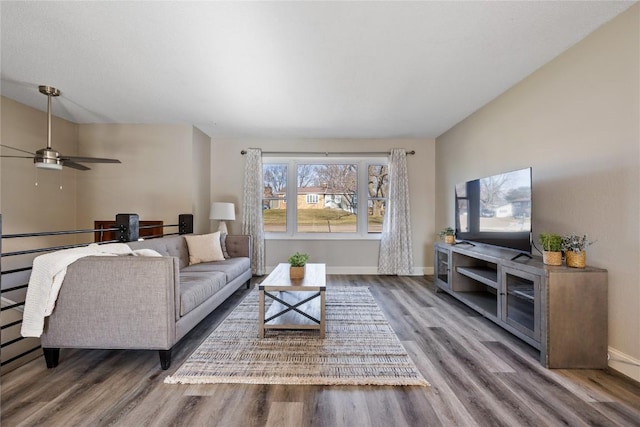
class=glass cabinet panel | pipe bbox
[503,268,540,341]
[435,248,450,288]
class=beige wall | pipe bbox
[76,124,198,233]
[436,4,639,381]
[211,138,436,274]
[192,127,212,234]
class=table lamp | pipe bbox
[209,202,235,234]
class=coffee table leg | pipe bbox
[319,289,326,339]
[259,289,265,338]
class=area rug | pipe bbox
[165,287,429,386]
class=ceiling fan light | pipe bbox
[34,158,63,170]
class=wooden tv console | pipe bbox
[434,242,608,369]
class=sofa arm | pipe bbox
[225,234,252,259]
[41,256,180,350]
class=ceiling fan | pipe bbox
[0,85,121,171]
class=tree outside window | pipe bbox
[367,164,388,233]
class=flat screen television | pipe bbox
[455,167,532,253]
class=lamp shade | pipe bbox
[209,202,236,221]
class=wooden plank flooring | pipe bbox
[2,275,639,426]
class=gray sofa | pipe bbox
[40,234,252,369]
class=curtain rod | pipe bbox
[240,149,415,156]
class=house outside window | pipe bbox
[262,158,388,238]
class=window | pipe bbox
[263,158,388,238]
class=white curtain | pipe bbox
[241,148,266,275]
[378,148,414,275]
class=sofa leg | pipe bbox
[43,347,60,368]
[246,279,251,289]
[159,349,172,370]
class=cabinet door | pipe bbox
[434,247,451,290]
[501,267,541,342]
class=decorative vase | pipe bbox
[445,235,455,245]
[565,251,586,268]
[290,265,305,280]
[542,251,562,266]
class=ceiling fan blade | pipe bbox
[62,161,91,171]
[0,155,34,159]
[0,144,36,155]
[61,155,121,164]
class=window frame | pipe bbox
[263,157,387,240]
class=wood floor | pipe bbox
[2,275,639,426]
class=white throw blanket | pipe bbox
[20,243,133,338]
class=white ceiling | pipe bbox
[0,1,635,139]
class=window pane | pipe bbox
[263,164,287,232]
[367,164,388,233]
[296,164,357,233]
[455,182,469,232]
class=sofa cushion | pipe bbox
[127,236,189,269]
[184,232,225,265]
[181,257,251,283]
[179,271,227,316]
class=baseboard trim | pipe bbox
[608,346,640,383]
[264,266,432,276]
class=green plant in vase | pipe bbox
[438,227,455,244]
[561,234,593,268]
[538,232,562,265]
[288,252,310,279]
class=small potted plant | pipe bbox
[438,227,455,244]
[288,252,310,279]
[538,232,563,266]
[561,234,593,268]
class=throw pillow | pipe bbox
[185,232,225,265]
[220,232,230,259]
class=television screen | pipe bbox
[455,167,532,253]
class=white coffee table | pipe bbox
[258,263,326,338]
